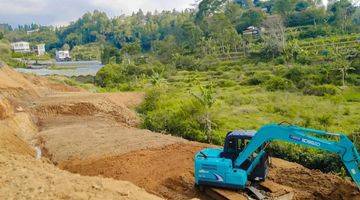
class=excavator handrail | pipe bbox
[233,123,360,189]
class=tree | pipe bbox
[261,15,286,58]
[352,7,360,25]
[195,0,227,23]
[287,7,327,27]
[273,0,295,17]
[328,0,356,32]
[191,84,216,143]
[153,35,181,63]
[64,33,82,48]
[236,8,266,32]
[225,2,244,25]
[101,45,121,64]
[175,20,203,54]
[333,57,352,86]
[295,1,310,12]
[207,13,241,54]
[62,43,70,51]
[235,0,254,8]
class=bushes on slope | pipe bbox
[303,85,339,96]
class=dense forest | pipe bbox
[1,0,360,175]
[1,0,359,59]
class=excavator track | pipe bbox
[204,187,248,200]
[202,180,294,200]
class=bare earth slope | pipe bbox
[0,65,359,200]
[0,65,161,200]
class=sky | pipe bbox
[0,0,197,27]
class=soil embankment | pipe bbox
[0,65,359,200]
[0,65,161,200]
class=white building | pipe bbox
[55,50,71,62]
[34,44,46,56]
[27,29,39,35]
[11,41,30,53]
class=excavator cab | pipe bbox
[221,130,255,161]
[220,130,270,181]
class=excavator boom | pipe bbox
[234,124,360,188]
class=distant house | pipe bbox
[55,50,71,62]
[11,41,30,53]
[243,26,262,37]
[27,29,39,35]
[32,44,46,56]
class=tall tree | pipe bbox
[261,15,286,58]
[328,0,356,32]
[273,0,295,17]
[195,0,227,23]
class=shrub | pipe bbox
[298,27,327,39]
[95,63,124,87]
[269,143,344,173]
[139,90,209,142]
[316,114,333,130]
[275,56,285,65]
[303,85,339,96]
[172,54,199,70]
[247,71,272,85]
[284,67,305,83]
[349,130,360,150]
[296,54,312,65]
[217,79,237,87]
[264,77,294,91]
[350,55,360,75]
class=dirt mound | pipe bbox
[0,66,39,98]
[0,98,37,156]
[59,142,209,199]
[23,74,85,93]
[0,149,161,200]
[32,93,142,127]
[35,102,99,116]
[269,158,360,200]
[0,98,14,119]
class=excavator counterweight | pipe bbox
[194,123,360,191]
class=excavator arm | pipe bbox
[234,123,360,188]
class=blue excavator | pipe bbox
[194,123,360,191]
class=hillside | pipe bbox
[0,65,359,199]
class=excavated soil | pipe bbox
[1,65,359,200]
[60,143,360,200]
[0,149,161,200]
[38,117,185,163]
[268,159,360,200]
[60,142,210,199]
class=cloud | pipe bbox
[0,0,196,27]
